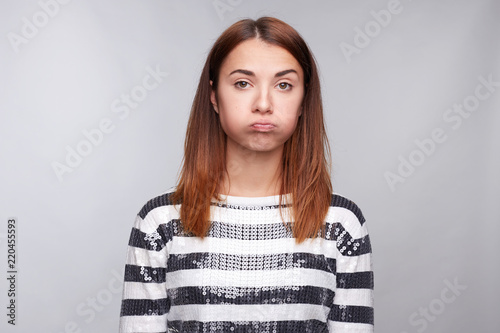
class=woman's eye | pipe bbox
[278,82,292,90]
[235,81,249,88]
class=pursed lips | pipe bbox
[250,122,276,132]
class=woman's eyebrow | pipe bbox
[275,69,298,77]
[229,69,254,76]
[229,69,298,77]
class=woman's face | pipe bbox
[211,38,304,156]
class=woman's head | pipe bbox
[191,16,326,170]
[174,17,332,242]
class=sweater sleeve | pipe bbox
[119,207,171,333]
[328,201,374,332]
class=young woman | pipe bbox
[119,17,374,333]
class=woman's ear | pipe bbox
[210,80,218,114]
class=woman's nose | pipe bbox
[253,87,273,113]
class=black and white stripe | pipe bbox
[167,319,329,333]
[119,190,374,333]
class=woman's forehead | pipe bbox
[220,39,303,79]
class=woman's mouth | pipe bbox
[250,123,276,132]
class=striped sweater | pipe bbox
[119,190,374,332]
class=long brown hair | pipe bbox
[171,16,332,243]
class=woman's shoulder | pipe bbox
[327,192,366,227]
[136,186,178,221]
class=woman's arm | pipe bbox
[328,198,374,332]
[119,207,170,333]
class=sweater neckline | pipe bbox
[213,193,292,207]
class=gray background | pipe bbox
[1,0,499,332]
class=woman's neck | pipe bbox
[221,143,283,197]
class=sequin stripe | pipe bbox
[328,304,374,325]
[124,264,167,283]
[211,202,290,210]
[206,221,294,240]
[138,192,175,219]
[165,252,335,273]
[330,194,366,225]
[167,319,328,333]
[120,298,170,316]
[332,224,372,256]
[170,219,294,240]
[336,271,374,289]
[168,285,335,307]
[128,225,171,251]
